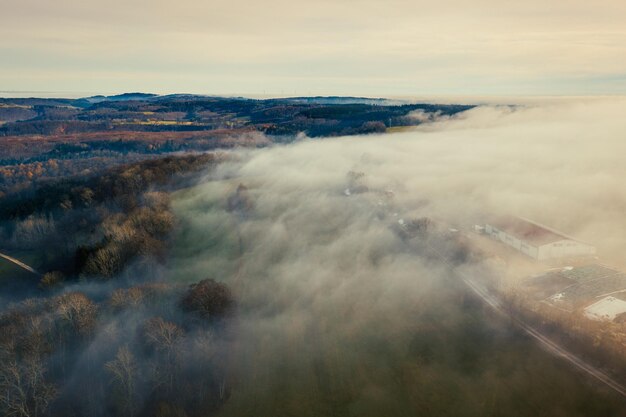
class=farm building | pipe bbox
[526,264,626,313]
[484,217,595,260]
[584,296,626,321]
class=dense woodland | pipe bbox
[0,94,471,139]
[0,94,471,195]
[0,278,235,417]
[1,154,218,283]
[0,153,244,417]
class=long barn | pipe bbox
[484,217,596,260]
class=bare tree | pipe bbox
[105,346,140,417]
[141,318,184,394]
[141,318,184,356]
[180,279,234,320]
[55,292,97,337]
[0,357,56,417]
[109,287,145,310]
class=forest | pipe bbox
[1,154,219,286]
[0,153,244,417]
[0,94,471,197]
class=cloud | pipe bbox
[2,0,626,95]
[167,98,626,413]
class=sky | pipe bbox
[1,0,626,97]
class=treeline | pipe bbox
[0,154,217,284]
[0,155,159,197]
[0,130,267,195]
[254,103,472,137]
[1,95,474,138]
[0,120,113,136]
[0,120,231,137]
[0,154,216,220]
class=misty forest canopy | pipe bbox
[1,96,626,416]
[0,94,471,199]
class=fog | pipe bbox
[3,98,624,415]
[166,98,626,415]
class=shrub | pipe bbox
[180,279,234,320]
[39,271,65,289]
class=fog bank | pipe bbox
[169,98,626,415]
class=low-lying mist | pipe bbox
[169,98,626,415]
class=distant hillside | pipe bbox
[84,92,159,103]
[0,94,474,195]
[0,94,472,138]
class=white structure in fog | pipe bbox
[584,296,626,321]
[484,217,595,261]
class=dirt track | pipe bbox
[0,252,40,276]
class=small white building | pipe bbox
[584,296,626,321]
[484,217,595,261]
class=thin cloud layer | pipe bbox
[167,98,626,414]
[177,98,626,261]
[2,0,626,95]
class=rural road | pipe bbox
[414,222,626,398]
[378,195,626,398]
[456,262,626,398]
[0,252,40,276]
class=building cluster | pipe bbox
[479,217,626,322]
[534,264,626,321]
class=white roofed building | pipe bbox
[584,296,626,321]
[485,217,595,261]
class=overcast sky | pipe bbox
[2,0,626,97]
